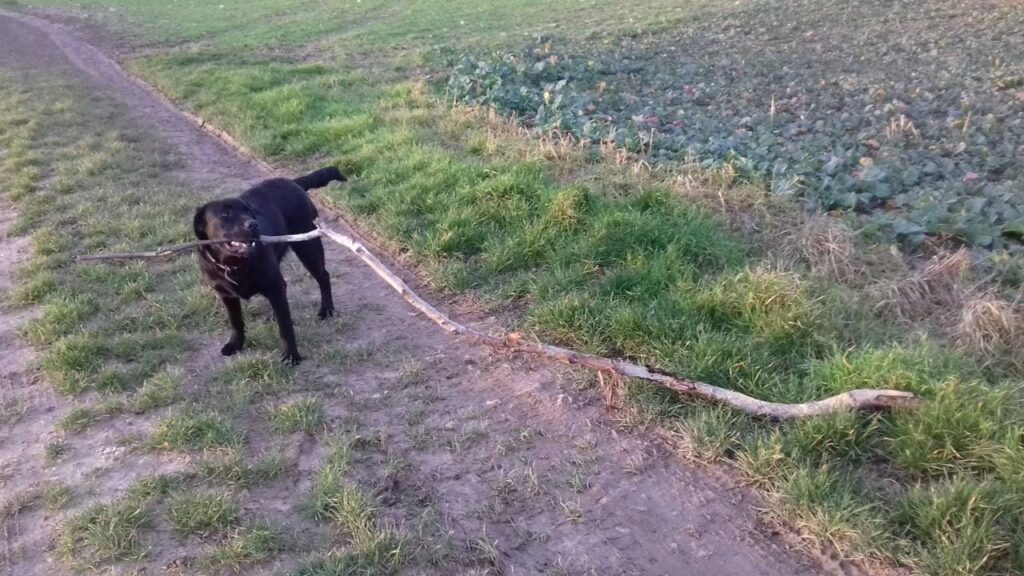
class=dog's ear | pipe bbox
[193,205,209,240]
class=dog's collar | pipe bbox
[201,247,240,286]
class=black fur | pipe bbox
[193,166,346,364]
[293,166,346,191]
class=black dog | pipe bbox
[193,167,346,365]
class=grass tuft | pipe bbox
[41,482,74,510]
[194,450,288,488]
[58,399,125,433]
[887,379,1021,477]
[167,490,240,536]
[217,353,294,404]
[874,250,971,322]
[782,216,859,282]
[0,487,40,520]
[268,397,325,434]
[894,480,1017,576]
[132,370,182,412]
[200,521,291,571]
[44,439,70,463]
[303,440,406,570]
[125,474,186,502]
[58,498,149,566]
[151,411,241,451]
[288,531,407,576]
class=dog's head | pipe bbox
[193,198,261,261]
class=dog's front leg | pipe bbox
[220,296,246,356]
[264,280,302,365]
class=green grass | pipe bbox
[57,399,126,433]
[124,474,187,502]
[167,490,240,536]
[0,485,54,520]
[23,0,712,53]
[132,370,182,412]
[288,535,407,576]
[193,450,288,488]
[309,478,376,537]
[894,480,1024,576]
[200,521,291,571]
[0,65,268,573]
[216,353,295,407]
[44,439,70,463]
[0,76,202,403]
[136,49,1024,576]
[41,482,74,510]
[269,397,325,433]
[304,442,354,523]
[5,0,1024,573]
[303,441,407,573]
[150,410,242,451]
[57,497,149,566]
[20,292,98,346]
[444,0,1024,260]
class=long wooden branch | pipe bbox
[315,225,922,419]
[77,224,922,418]
[75,230,324,261]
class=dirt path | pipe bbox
[0,10,835,576]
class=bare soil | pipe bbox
[0,10,841,576]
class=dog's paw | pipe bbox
[317,306,335,320]
[281,351,304,366]
[221,341,243,356]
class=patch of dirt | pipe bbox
[0,200,35,390]
[0,197,51,571]
[0,9,846,576]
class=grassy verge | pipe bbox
[6,1,1024,574]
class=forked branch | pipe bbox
[78,224,922,418]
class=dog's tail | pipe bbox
[293,166,347,191]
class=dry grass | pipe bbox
[670,165,780,235]
[957,291,1024,374]
[873,249,972,322]
[781,216,859,282]
[442,101,587,168]
[958,293,1021,352]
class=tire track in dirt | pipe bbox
[0,10,839,575]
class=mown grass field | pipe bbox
[5,0,1024,574]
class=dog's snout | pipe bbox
[244,219,259,232]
